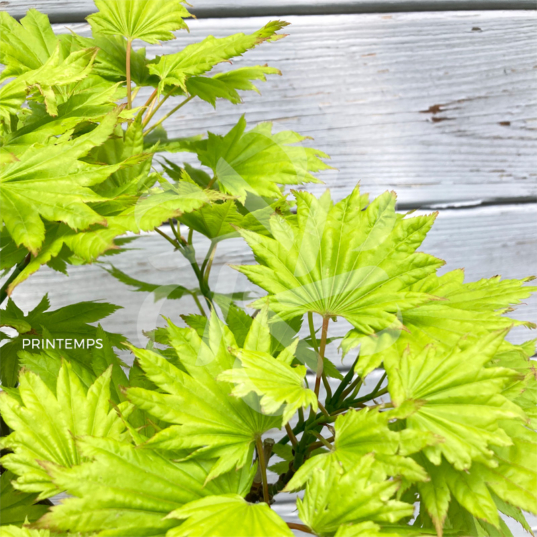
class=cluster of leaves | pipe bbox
[1,2,536,537]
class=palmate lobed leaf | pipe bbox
[386,331,526,472]
[236,186,443,334]
[126,312,280,482]
[88,0,191,44]
[343,268,537,377]
[18,45,98,116]
[166,494,293,537]
[219,343,318,425]
[148,21,288,93]
[0,361,128,500]
[33,436,255,537]
[4,176,222,293]
[4,76,125,152]
[297,455,415,536]
[384,332,537,535]
[179,197,290,242]
[0,111,124,255]
[188,116,330,202]
[0,295,125,387]
[286,405,437,490]
[186,65,282,108]
[0,10,58,81]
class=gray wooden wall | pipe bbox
[2,1,537,532]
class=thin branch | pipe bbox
[321,372,332,401]
[371,371,387,395]
[142,88,159,123]
[308,435,335,451]
[317,401,330,419]
[311,431,334,451]
[201,241,217,279]
[169,219,187,247]
[314,316,330,397]
[144,94,194,135]
[255,436,270,505]
[155,227,180,249]
[0,253,31,305]
[340,375,362,401]
[307,311,319,353]
[126,39,133,109]
[142,88,173,128]
[190,292,207,318]
[285,423,298,448]
[206,175,217,190]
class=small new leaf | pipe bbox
[219,345,318,425]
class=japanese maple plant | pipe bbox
[0,1,536,536]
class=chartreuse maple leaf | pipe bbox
[296,455,414,536]
[343,269,537,378]
[219,342,318,425]
[4,132,220,291]
[0,294,124,387]
[0,471,48,526]
[6,76,125,152]
[0,111,132,255]
[486,338,537,438]
[189,116,330,202]
[385,331,525,471]
[17,45,98,116]
[166,494,293,537]
[385,332,535,534]
[34,436,255,536]
[286,406,436,490]
[148,21,287,93]
[186,65,281,107]
[0,10,58,80]
[236,186,443,333]
[0,361,128,500]
[126,312,281,481]
[87,0,191,44]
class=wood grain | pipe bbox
[51,11,537,208]
[9,203,537,351]
[5,0,536,24]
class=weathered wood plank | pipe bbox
[9,203,537,351]
[53,11,537,208]
[5,0,536,24]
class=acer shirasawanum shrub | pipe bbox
[0,1,536,536]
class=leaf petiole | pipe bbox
[126,38,133,109]
[255,436,270,505]
[314,316,330,397]
[144,94,195,135]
